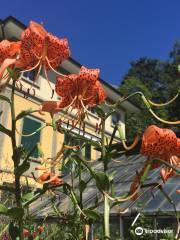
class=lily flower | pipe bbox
[130,125,180,199]
[37,171,64,186]
[55,66,106,128]
[141,125,180,179]
[39,100,62,116]
[0,40,21,90]
[16,21,70,93]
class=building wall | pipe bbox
[0,83,105,188]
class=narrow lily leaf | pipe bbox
[117,124,126,140]
[105,109,115,119]
[140,164,151,184]
[0,124,11,137]
[0,95,11,104]
[15,161,30,177]
[16,108,35,121]
[0,184,15,193]
[79,180,87,193]
[0,205,24,219]
[83,209,101,220]
[22,192,34,202]
[96,106,106,118]
[95,172,110,191]
[9,222,19,240]
[7,207,24,219]
[0,204,8,214]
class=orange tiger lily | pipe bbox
[0,40,21,90]
[141,125,180,182]
[55,66,106,127]
[130,125,180,199]
[16,21,70,91]
[39,100,62,116]
[37,172,63,186]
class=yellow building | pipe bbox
[0,16,139,190]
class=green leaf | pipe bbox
[108,171,116,182]
[106,149,119,159]
[105,109,116,119]
[0,204,8,214]
[9,222,19,240]
[34,237,40,240]
[95,106,105,118]
[0,184,15,193]
[7,207,24,219]
[0,94,11,104]
[0,205,24,219]
[15,161,30,177]
[83,209,101,220]
[95,172,110,191]
[22,192,34,202]
[16,108,36,121]
[0,123,11,136]
[79,180,87,193]
[140,164,151,184]
[117,124,126,140]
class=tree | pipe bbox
[119,45,180,139]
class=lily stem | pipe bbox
[11,79,24,240]
[101,119,110,239]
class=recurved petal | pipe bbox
[28,21,47,45]
[79,66,100,83]
[38,172,51,183]
[40,100,61,115]
[85,80,106,107]
[58,96,72,108]
[38,172,63,186]
[47,34,70,68]
[0,40,20,64]
[0,58,16,79]
[55,75,75,97]
[96,80,106,103]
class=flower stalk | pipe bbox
[101,118,110,239]
[10,79,24,240]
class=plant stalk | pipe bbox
[101,119,110,239]
[11,79,24,240]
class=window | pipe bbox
[111,112,120,126]
[22,69,41,86]
[89,107,96,115]
[22,70,36,81]
[21,117,42,158]
[85,143,91,160]
[64,133,91,160]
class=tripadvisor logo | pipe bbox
[135,227,144,235]
[134,227,173,235]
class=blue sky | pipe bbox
[1,0,180,86]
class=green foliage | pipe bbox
[0,94,11,104]
[0,204,24,220]
[82,209,101,220]
[95,172,110,191]
[9,222,20,240]
[14,161,30,177]
[119,45,180,139]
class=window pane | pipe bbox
[85,144,91,160]
[112,113,120,125]
[23,70,36,81]
[21,117,41,158]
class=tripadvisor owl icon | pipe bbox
[135,227,144,235]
